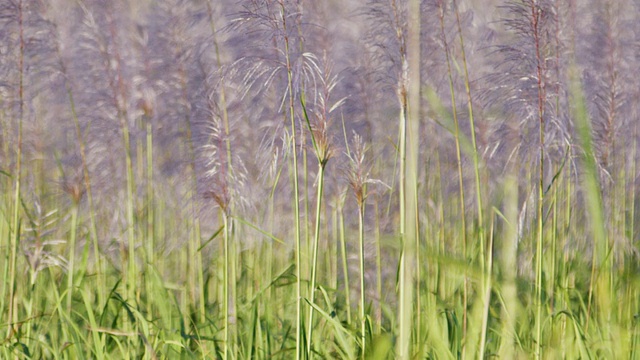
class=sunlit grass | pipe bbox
[2,0,640,359]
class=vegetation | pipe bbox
[1,0,639,358]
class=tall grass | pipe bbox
[6,0,25,341]
[2,0,640,358]
[279,3,304,357]
[346,133,371,359]
[301,55,337,358]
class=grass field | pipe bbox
[2,0,640,358]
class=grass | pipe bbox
[2,0,640,358]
